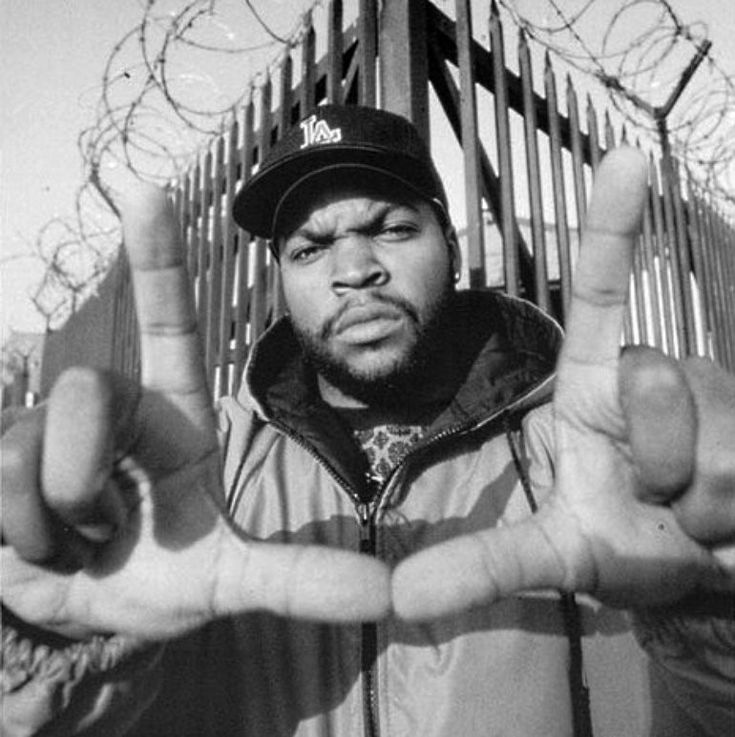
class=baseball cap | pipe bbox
[232,105,449,240]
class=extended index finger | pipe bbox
[560,147,648,368]
[121,184,211,415]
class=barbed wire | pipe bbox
[497,0,735,208]
[31,0,317,329]
[26,0,735,331]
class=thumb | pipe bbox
[43,367,135,544]
[391,508,575,620]
[619,346,697,503]
[210,532,393,623]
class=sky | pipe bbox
[1,0,309,336]
[2,0,734,338]
[2,1,143,335]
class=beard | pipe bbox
[291,275,457,408]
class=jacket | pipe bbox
[3,290,733,737]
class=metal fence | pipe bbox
[40,0,735,400]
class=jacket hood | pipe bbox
[238,290,562,434]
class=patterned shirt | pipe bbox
[352,423,427,484]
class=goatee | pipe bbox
[293,282,457,408]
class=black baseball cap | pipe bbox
[232,104,449,240]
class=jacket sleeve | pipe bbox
[519,402,556,506]
[1,605,164,737]
[633,599,735,737]
[521,404,735,735]
[0,399,252,736]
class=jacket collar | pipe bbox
[240,290,561,425]
[237,290,562,490]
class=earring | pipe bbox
[453,271,461,283]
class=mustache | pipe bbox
[320,294,420,341]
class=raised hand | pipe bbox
[1,184,390,640]
[392,147,735,620]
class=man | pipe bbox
[2,105,733,736]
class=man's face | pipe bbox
[276,176,458,405]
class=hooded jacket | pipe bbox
[3,291,732,737]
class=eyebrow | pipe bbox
[288,201,422,243]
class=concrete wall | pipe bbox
[40,260,121,397]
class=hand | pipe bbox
[392,147,735,620]
[619,347,735,545]
[1,184,390,640]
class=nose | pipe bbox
[330,235,388,292]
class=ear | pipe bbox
[445,226,462,281]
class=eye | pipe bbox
[288,243,327,264]
[378,222,419,241]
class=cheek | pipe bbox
[282,275,330,333]
[391,250,453,311]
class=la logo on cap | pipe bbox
[299,114,342,149]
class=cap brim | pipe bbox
[232,144,444,239]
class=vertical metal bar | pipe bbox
[379,0,429,140]
[251,80,272,344]
[358,0,377,107]
[217,117,239,399]
[173,180,184,245]
[188,161,201,300]
[196,150,212,335]
[206,136,225,388]
[721,212,735,369]
[706,204,729,365]
[132,260,141,381]
[648,157,676,356]
[454,0,486,289]
[544,53,572,322]
[178,170,190,271]
[180,166,197,317]
[121,256,139,382]
[712,207,735,368]
[111,258,123,374]
[300,12,316,115]
[722,216,735,368]
[701,195,725,361]
[724,216,735,369]
[698,196,723,361]
[110,259,122,374]
[604,111,615,152]
[272,52,293,326]
[327,0,343,104]
[640,180,663,348]
[518,29,550,313]
[630,223,647,345]
[566,76,587,237]
[659,158,687,356]
[684,178,713,357]
[668,160,698,355]
[119,266,129,377]
[279,51,294,134]
[490,1,519,296]
[585,95,602,172]
[119,260,129,377]
[233,97,255,393]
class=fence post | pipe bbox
[378,0,429,141]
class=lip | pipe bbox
[333,302,405,342]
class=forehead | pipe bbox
[274,170,430,241]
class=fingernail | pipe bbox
[76,523,117,543]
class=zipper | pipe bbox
[262,422,382,737]
[262,406,537,737]
[357,497,380,737]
